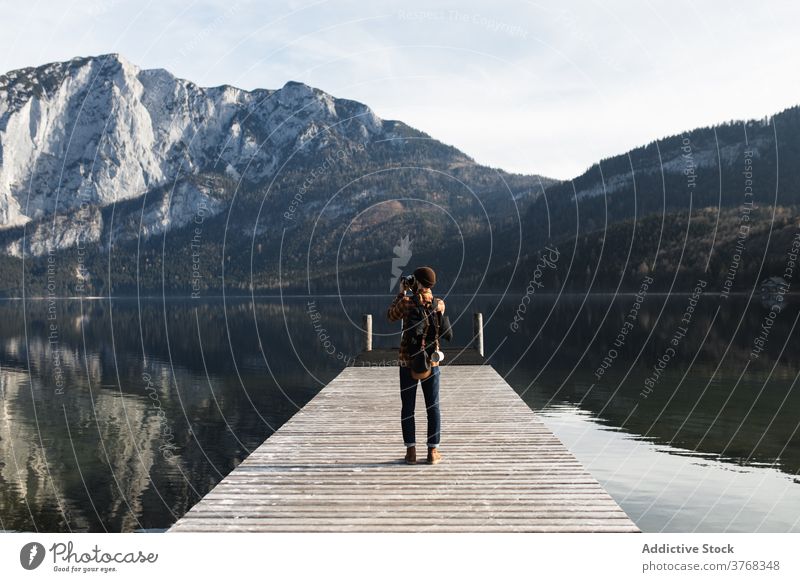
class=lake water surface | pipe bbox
[1,293,799,532]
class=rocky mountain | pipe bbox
[480,106,800,294]
[0,53,383,229]
[328,104,800,295]
[3,53,796,297]
[0,53,554,295]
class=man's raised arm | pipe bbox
[387,292,408,322]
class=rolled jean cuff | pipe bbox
[405,443,415,448]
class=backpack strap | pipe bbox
[425,297,441,352]
[408,293,440,353]
[405,293,426,345]
[433,298,441,350]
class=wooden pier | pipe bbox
[168,318,639,532]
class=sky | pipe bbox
[1,0,799,180]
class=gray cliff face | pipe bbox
[0,53,385,254]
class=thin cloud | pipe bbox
[1,0,798,179]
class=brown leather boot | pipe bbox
[404,446,416,464]
[427,447,442,464]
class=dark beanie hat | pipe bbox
[413,266,436,288]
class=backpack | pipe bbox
[404,294,453,379]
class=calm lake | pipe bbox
[1,293,799,532]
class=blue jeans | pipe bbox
[399,365,441,448]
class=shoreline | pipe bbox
[0,291,793,301]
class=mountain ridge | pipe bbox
[0,53,554,296]
[0,52,390,230]
[2,53,796,298]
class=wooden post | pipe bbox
[363,314,372,352]
[473,312,484,356]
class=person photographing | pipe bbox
[386,266,449,465]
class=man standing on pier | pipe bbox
[386,266,445,465]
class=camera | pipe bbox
[401,274,416,289]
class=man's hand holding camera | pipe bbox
[398,275,445,314]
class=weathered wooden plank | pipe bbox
[174,517,638,527]
[191,501,627,510]
[170,523,640,533]
[192,493,620,501]
[168,365,639,533]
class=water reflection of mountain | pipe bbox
[0,366,167,532]
[487,294,800,478]
[1,295,798,531]
[484,293,800,375]
[512,366,800,476]
[0,299,340,531]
